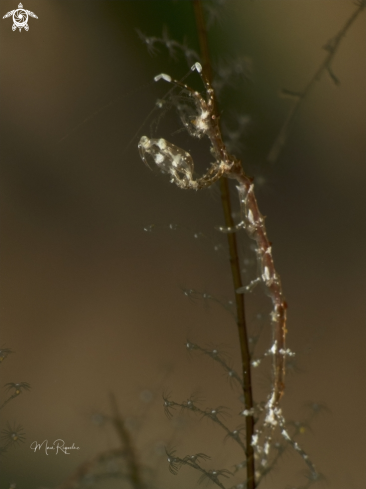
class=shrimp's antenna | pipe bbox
[121,67,198,157]
[58,80,154,144]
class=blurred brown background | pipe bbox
[0,1,365,488]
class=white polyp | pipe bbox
[265,408,277,427]
[236,185,248,205]
[270,310,280,322]
[264,441,270,455]
[173,154,182,168]
[271,341,277,354]
[251,434,259,446]
[248,209,255,225]
[241,408,254,416]
[193,118,208,132]
[220,160,232,171]
[264,393,279,427]
[281,429,291,441]
[139,135,150,149]
[155,153,164,164]
[157,138,167,150]
[279,348,295,356]
[191,62,202,73]
[154,73,172,83]
[263,266,271,283]
[237,277,261,294]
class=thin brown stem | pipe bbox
[192,2,256,487]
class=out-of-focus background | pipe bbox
[0,1,365,488]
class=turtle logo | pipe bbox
[3,3,38,31]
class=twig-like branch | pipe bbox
[56,448,124,489]
[186,342,243,387]
[166,448,230,489]
[267,0,366,163]
[0,348,13,364]
[182,287,236,316]
[192,2,256,487]
[136,27,199,66]
[1,382,31,410]
[0,393,18,411]
[57,395,144,489]
[163,394,246,452]
[109,392,143,489]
